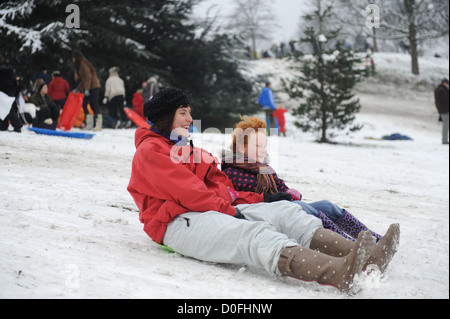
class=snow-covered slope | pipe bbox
[0,53,448,299]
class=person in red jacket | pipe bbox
[127,88,382,293]
[272,106,288,136]
[48,71,70,110]
[132,88,144,118]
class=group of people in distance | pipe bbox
[127,88,400,294]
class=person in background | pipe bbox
[273,105,288,136]
[434,79,449,145]
[29,83,59,130]
[103,67,128,129]
[48,70,70,110]
[258,82,278,134]
[72,50,102,131]
[0,53,22,132]
[33,65,49,85]
[142,77,159,102]
[132,88,145,118]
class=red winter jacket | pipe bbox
[127,128,264,243]
[48,76,70,101]
[273,108,287,134]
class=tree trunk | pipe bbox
[318,0,328,143]
[372,27,378,52]
[409,35,419,75]
[251,34,258,60]
[404,0,420,75]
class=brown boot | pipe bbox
[309,227,356,257]
[310,225,400,274]
[277,231,373,293]
[363,223,400,273]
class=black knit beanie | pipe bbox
[38,82,47,93]
[144,88,190,123]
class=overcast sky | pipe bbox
[193,0,306,47]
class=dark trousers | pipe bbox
[33,105,59,130]
[82,88,101,115]
[263,108,276,128]
[0,101,23,132]
[108,95,126,121]
[54,98,67,110]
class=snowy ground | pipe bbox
[0,53,448,299]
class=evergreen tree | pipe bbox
[282,0,365,143]
[0,0,259,129]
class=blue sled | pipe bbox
[28,127,95,140]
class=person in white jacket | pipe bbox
[103,67,128,128]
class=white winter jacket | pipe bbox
[104,74,125,100]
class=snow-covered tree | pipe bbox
[380,0,449,75]
[283,0,365,143]
[0,0,260,129]
[225,0,279,59]
[334,0,449,75]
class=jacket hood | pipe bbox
[135,127,162,149]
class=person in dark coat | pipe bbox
[33,65,50,85]
[29,83,59,130]
[0,53,22,132]
[434,79,449,144]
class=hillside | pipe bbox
[0,53,449,300]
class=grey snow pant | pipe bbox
[441,113,449,144]
[162,201,322,276]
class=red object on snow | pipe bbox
[124,107,150,129]
[57,92,84,131]
[132,92,144,118]
[273,108,287,134]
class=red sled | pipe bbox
[124,107,150,129]
[57,92,84,131]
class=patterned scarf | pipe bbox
[222,151,278,195]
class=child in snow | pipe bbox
[222,116,387,244]
[272,105,287,136]
[128,88,399,293]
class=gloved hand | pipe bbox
[84,90,90,96]
[263,192,293,203]
[286,188,302,201]
[102,98,108,104]
[234,207,246,219]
